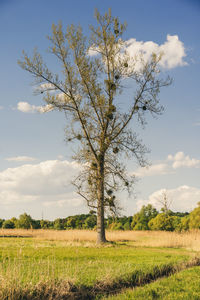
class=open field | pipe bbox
[0,229,200,299]
[1,228,200,250]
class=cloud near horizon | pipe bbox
[0,160,83,213]
[136,185,200,213]
[0,156,199,218]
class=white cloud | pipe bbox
[123,35,187,70]
[168,151,200,169]
[134,151,200,178]
[17,102,54,113]
[43,196,83,208]
[136,185,200,213]
[134,163,169,177]
[87,47,98,56]
[0,160,82,209]
[6,156,37,162]
[17,92,73,114]
[36,83,55,92]
[89,34,187,70]
[159,35,187,69]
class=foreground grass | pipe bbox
[105,266,200,299]
[0,237,191,286]
[0,230,199,299]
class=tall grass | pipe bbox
[1,229,200,251]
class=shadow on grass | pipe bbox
[0,235,32,238]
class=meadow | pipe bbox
[0,229,200,299]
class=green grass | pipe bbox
[105,266,200,299]
[0,238,191,286]
[0,236,197,299]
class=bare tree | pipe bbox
[158,191,173,215]
[18,9,171,243]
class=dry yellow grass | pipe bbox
[108,230,200,252]
[111,230,200,251]
[1,229,200,251]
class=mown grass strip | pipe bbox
[1,257,199,300]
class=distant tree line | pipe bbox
[0,203,200,231]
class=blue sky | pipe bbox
[0,0,200,220]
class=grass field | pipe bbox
[105,267,200,299]
[0,229,199,299]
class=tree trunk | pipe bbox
[96,159,107,244]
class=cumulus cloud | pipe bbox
[89,34,187,70]
[134,163,169,177]
[0,160,82,210]
[136,185,200,213]
[168,151,200,169]
[123,35,186,70]
[157,35,187,69]
[134,151,200,178]
[6,156,37,162]
[17,102,54,113]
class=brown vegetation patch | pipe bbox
[0,235,32,238]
